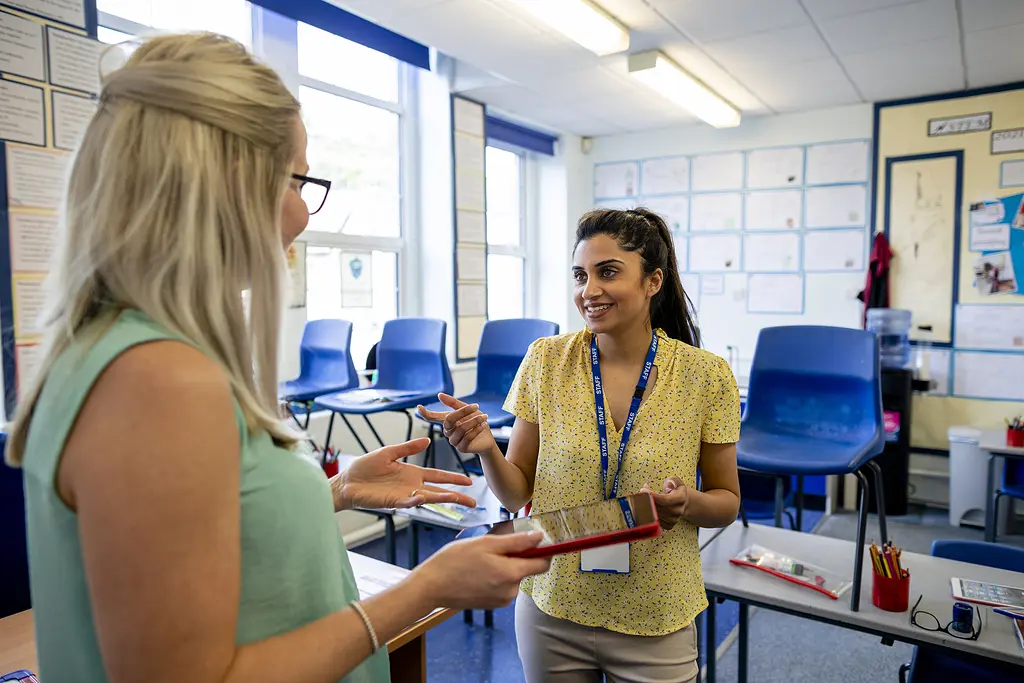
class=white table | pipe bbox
[980,431,1024,542]
[700,522,1024,683]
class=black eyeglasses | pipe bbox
[910,595,983,640]
[291,173,331,215]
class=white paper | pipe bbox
[350,556,411,599]
[453,97,484,136]
[457,283,487,317]
[13,276,46,338]
[15,343,42,400]
[915,348,951,396]
[0,10,45,80]
[643,195,689,232]
[456,246,486,281]
[743,233,800,272]
[10,212,57,271]
[6,145,71,210]
[47,27,101,94]
[340,251,372,308]
[457,210,485,244]
[674,234,687,270]
[803,229,865,272]
[702,274,725,295]
[2,0,85,28]
[805,185,867,228]
[458,316,486,359]
[970,223,1011,252]
[641,156,689,195]
[455,169,485,212]
[954,305,1024,351]
[953,351,1024,401]
[747,274,803,313]
[992,128,1024,155]
[594,161,637,198]
[0,80,44,146]
[680,273,700,312]
[454,131,484,171]
[52,90,97,151]
[691,152,743,192]
[746,147,803,189]
[805,141,869,185]
[690,193,742,231]
[928,113,991,136]
[689,234,741,272]
[1001,160,1024,188]
[745,190,802,230]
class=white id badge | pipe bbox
[580,543,630,574]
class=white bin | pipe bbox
[948,427,1013,533]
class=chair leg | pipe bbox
[301,401,313,430]
[324,412,336,452]
[899,663,910,683]
[448,440,472,478]
[992,492,1002,543]
[402,410,413,442]
[773,475,784,528]
[795,475,804,532]
[339,413,369,454]
[851,469,871,611]
[784,509,796,530]
[423,424,435,467]
[738,502,749,528]
[362,415,387,450]
[866,460,888,543]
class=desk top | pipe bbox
[0,554,452,676]
[979,431,1024,458]
[701,522,1024,666]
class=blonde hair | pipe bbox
[7,32,302,465]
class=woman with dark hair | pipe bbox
[420,208,741,683]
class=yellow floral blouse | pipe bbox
[504,328,741,636]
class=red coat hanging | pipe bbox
[858,232,893,327]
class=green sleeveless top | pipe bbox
[21,310,389,683]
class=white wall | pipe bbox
[572,104,875,375]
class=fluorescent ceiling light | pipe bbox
[628,51,741,129]
[505,0,629,56]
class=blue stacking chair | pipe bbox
[992,460,1024,543]
[738,471,798,529]
[279,319,359,432]
[418,318,559,473]
[899,540,1024,683]
[737,325,886,611]
[316,318,454,454]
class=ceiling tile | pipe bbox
[959,0,1024,33]
[526,66,634,104]
[650,0,809,43]
[703,25,832,70]
[963,23,1024,88]
[592,0,667,31]
[817,0,958,55]
[800,0,921,20]
[727,57,862,112]
[331,0,454,22]
[841,37,965,100]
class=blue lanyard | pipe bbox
[590,332,658,500]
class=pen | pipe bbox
[993,608,1024,620]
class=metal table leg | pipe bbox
[706,596,717,683]
[410,521,420,567]
[850,469,870,611]
[738,602,750,683]
[363,415,387,450]
[384,515,396,566]
[484,610,493,627]
[796,475,804,531]
[985,452,998,542]
[866,460,888,543]
[339,413,369,454]
[695,611,704,676]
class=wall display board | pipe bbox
[452,95,487,361]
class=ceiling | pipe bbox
[331,0,1024,137]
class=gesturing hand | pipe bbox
[641,477,689,531]
[331,438,478,512]
[416,394,498,456]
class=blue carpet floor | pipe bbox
[351,508,825,682]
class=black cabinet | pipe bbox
[868,368,912,517]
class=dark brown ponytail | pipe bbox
[574,208,701,347]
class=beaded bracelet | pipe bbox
[351,601,379,651]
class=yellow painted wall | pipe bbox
[875,87,1024,449]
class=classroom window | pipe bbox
[97,26,134,44]
[297,23,399,103]
[97,0,252,45]
[305,248,399,370]
[486,146,527,319]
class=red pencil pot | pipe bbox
[1008,429,1024,448]
[323,456,339,479]
[872,572,910,612]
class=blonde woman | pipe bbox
[8,33,549,683]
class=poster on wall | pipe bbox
[968,192,1024,296]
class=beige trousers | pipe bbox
[514,592,699,683]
